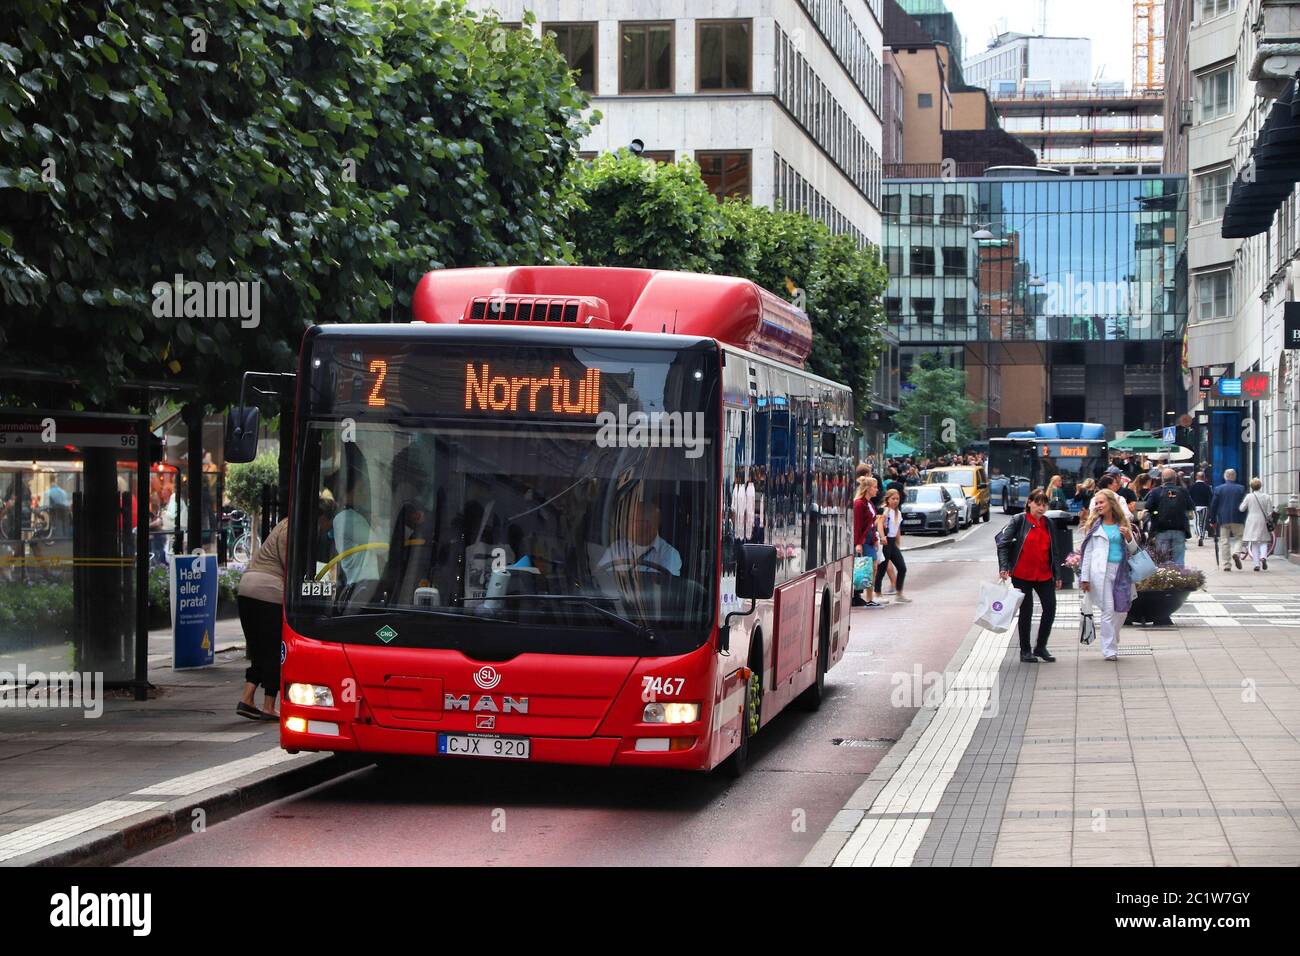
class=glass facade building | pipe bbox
[882,173,1188,435]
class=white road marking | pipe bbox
[132,747,306,797]
[0,800,164,863]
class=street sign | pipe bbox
[1240,371,1271,400]
[1285,302,1300,349]
[1217,377,1242,397]
[1161,426,1176,443]
[1198,373,1213,391]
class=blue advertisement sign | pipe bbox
[1217,377,1242,397]
[170,553,218,669]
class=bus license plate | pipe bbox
[438,733,531,760]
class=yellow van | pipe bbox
[925,466,990,522]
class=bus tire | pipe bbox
[723,634,763,779]
[797,596,831,712]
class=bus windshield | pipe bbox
[288,333,719,657]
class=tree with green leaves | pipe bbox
[1,0,589,410]
[568,153,889,413]
[892,353,984,456]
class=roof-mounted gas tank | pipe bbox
[410,266,813,367]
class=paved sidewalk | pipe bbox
[0,619,346,866]
[808,538,1300,866]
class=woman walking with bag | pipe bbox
[1078,489,1138,662]
[874,486,909,603]
[853,476,884,607]
[1239,478,1273,571]
[995,489,1064,663]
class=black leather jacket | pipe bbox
[995,511,1064,582]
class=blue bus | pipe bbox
[990,423,1108,515]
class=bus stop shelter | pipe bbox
[0,410,152,698]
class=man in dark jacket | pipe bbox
[1145,468,1193,565]
[1188,471,1213,546]
[995,490,1064,663]
[1209,469,1247,570]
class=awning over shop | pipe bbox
[1222,73,1300,239]
[885,434,917,457]
[1110,429,1171,453]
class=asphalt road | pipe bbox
[128,514,1015,867]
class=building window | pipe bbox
[698,20,750,91]
[913,298,935,323]
[1195,269,1233,321]
[942,247,967,276]
[943,298,966,326]
[941,194,965,224]
[621,22,673,93]
[884,245,904,275]
[697,151,751,200]
[911,194,934,221]
[918,93,933,108]
[1198,0,1236,21]
[1196,64,1234,123]
[885,297,902,321]
[1196,167,1231,222]
[545,23,597,93]
[910,246,935,276]
[882,193,901,217]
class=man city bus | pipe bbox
[235,267,855,775]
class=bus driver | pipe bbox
[596,496,682,576]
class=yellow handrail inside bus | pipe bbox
[314,542,390,581]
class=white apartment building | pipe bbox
[963,33,1094,94]
[469,1,885,245]
[1183,0,1300,502]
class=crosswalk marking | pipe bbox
[1050,591,1300,628]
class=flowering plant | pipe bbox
[1134,538,1206,592]
[1062,551,1081,570]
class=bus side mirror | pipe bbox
[225,406,260,463]
[736,544,777,601]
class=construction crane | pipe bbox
[1132,0,1165,92]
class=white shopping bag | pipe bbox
[973,582,1025,634]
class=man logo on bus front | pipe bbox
[474,665,501,690]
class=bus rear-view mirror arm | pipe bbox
[225,371,296,463]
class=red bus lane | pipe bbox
[128,521,1002,867]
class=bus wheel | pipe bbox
[797,598,831,712]
[724,637,763,778]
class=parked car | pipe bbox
[902,485,960,535]
[938,482,978,528]
[925,466,990,522]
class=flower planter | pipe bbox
[1128,588,1194,626]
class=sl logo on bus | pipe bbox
[473,665,501,690]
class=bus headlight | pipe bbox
[642,702,700,724]
[287,683,334,707]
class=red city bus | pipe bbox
[277,266,854,774]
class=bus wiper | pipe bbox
[330,607,519,627]
[488,595,656,644]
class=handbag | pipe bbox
[973,581,1024,634]
[1078,589,1096,644]
[853,555,873,590]
[1255,493,1275,533]
[1127,546,1158,583]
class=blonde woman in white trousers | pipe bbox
[1078,489,1139,661]
[1239,478,1273,571]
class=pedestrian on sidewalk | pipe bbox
[1240,478,1274,572]
[1209,468,1247,571]
[1145,468,1193,565]
[874,487,909,603]
[853,476,884,607]
[1189,471,1212,546]
[236,517,288,721]
[995,488,1064,663]
[1078,489,1139,662]
[1046,474,1069,512]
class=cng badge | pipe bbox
[375,625,398,644]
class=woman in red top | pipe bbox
[853,476,882,607]
[994,488,1063,663]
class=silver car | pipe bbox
[938,483,978,528]
[901,485,960,535]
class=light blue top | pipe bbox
[1103,523,1123,562]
